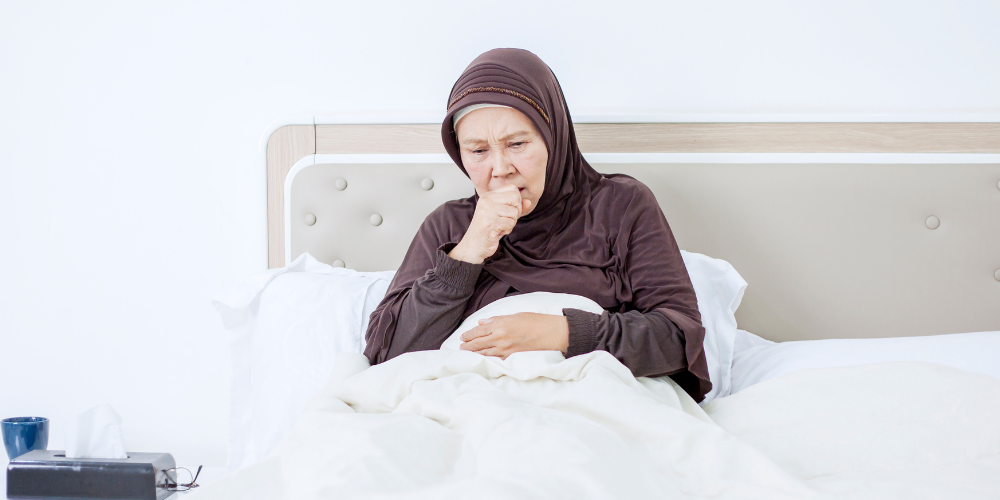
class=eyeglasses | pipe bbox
[160,465,202,492]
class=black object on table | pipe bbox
[6,450,176,500]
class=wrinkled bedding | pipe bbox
[189,351,1000,500]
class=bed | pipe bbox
[199,120,1000,499]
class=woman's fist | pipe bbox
[449,185,532,264]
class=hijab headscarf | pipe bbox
[439,49,613,298]
[366,48,710,399]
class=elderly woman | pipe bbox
[365,48,711,401]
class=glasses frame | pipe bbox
[160,465,202,492]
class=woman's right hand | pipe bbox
[449,185,532,264]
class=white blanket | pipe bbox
[189,351,1000,500]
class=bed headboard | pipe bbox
[266,122,1000,342]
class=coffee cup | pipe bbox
[2,417,49,460]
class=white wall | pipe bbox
[1,0,997,470]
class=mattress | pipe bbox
[729,328,1000,396]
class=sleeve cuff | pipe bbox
[433,243,482,293]
[563,308,601,357]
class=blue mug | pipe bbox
[2,417,49,460]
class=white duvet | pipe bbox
[190,350,1000,500]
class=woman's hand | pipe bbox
[448,185,532,264]
[459,312,569,359]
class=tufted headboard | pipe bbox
[266,121,1000,342]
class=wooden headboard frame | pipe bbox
[266,121,1000,341]
[268,122,999,268]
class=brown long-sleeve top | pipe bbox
[364,176,713,402]
[382,242,691,376]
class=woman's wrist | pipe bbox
[553,315,570,353]
[448,240,486,265]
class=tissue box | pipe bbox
[6,450,176,500]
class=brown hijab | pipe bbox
[366,48,710,398]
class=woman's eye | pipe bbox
[510,142,524,148]
[472,149,487,154]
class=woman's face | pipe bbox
[455,106,548,216]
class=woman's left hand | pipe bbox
[459,312,570,359]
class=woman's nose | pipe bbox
[491,151,516,177]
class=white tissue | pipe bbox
[64,404,128,459]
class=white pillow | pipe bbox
[679,250,746,402]
[212,253,395,471]
[441,250,747,403]
[729,329,1000,396]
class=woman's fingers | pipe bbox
[483,215,517,244]
[460,335,492,352]
[498,191,523,210]
[494,217,516,236]
[496,204,520,221]
[484,186,523,213]
[461,316,512,353]
[460,322,493,342]
[481,197,522,223]
[475,348,505,359]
